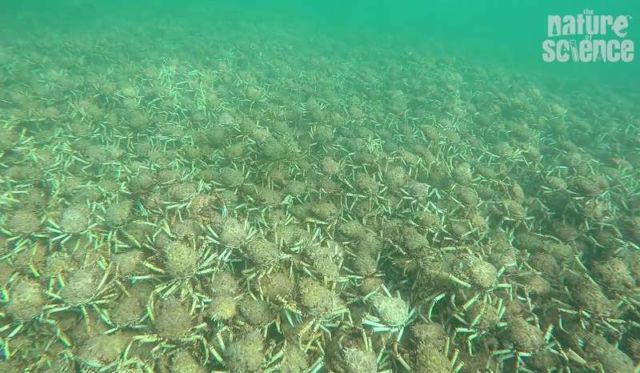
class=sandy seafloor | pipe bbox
[1,3,640,373]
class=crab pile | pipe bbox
[1,6,639,373]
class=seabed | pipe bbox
[0,7,640,373]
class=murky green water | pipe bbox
[1,1,639,372]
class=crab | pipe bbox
[362,285,417,342]
[43,263,116,322]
